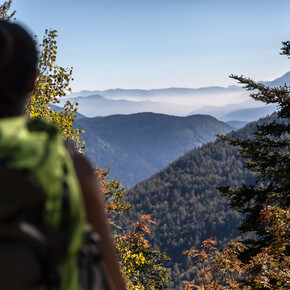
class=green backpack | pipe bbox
[0,117,112,290]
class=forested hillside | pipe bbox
[122,115,276,288]
[75,112,233,187]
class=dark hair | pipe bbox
[0,20,38,115]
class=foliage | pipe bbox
[218,43,290,258]
[280,41,290,57]
[27,29,84,145]
[0,0,15,20]
[183,206,290,289]
[95,166,131,227]
[245,206,290,289]
[183,239,247,289]
[116,215,171,290]
[96,167,171,289]
[0,1,84,147]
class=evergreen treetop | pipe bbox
[218,42,290,258]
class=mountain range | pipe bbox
[121,114,275,289]
[67,85,244,100]
[64,71,290,121]
[62,94,190,117]
[75,113,233,187]
[61,86,248,118]
[219,104,277,122]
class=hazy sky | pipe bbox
[10,0,290,92]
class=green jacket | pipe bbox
[0,116,86,289]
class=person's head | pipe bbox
[0,20,38,117]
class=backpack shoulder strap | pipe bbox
[26,119,59,170]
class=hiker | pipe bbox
[0,20,126,289]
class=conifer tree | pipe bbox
[218,42,290,258]
[183,43,290,289]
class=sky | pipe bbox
[9,0,290,92]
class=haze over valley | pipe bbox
[61,71,289,121]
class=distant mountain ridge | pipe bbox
[66,71,290,119]
[75,112,233,187]
[68,85,242,99]
[69,71,290,99]
[62,94,190,117]
[219,104,277,122]
[63,86,246,117]
[261,71,290,87]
